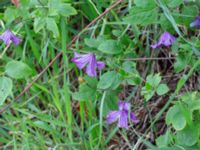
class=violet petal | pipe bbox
[118,101,130,111]
[11,36,22,45]
[130,112,139,123]
[190,17,200,27]
[72,52,105,77]
[0,30,21,46]
[151,43,160,49]
[107,111,120,124]
[97,61,105,70]
[118,111,128,129]
[86,54,97,77]
[72,53,91,69]
[161,32,175,46]
[151,32,175,49]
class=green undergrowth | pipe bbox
[0,0,199,149]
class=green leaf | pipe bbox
[32,121,53,132]
[0,77,13,105]
[178,102,193,126]
[127,76,141,86]
[176,125,199,146]
[122,61,137,73]
[34,17,46,33]
[156,130,172,148]
[84,38,102,48]
[156,84,169,95]
[159,14,174,32]
[134,0,156,8]
[4,7,19,23]
[110,73,122,90]
[141,88,155,101]
[174,53,190,73]
[123,7,158,25]
[98,40,123,54]
[98,72,116,90]
[193,45,200,57]
[166,105,186,130]
[57,4,77,17]
[46,18,59,38]
[73,83,96,101]
[73,76,98,101]
[182,92,200,112]
[146,74,161,87]
[180,5,198,27]
[154,147,182,150]
[84,76,98,88]
[80,0,98,21]
[164,0,183,8]
[172,112,186,131]
[103,91,119,117]
[5,61,32,79]
[122,61,142,85]
[189,100,200,111]
[97,71,122,90]
[49,0,77,17]
[141,73,157,101]
[176,75,187,92]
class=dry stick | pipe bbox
[0,0,124,114]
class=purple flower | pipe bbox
[190,16,200,27]
[107,101,139,129]
[151,32,176,49]
[72,52,105,77]
[0,30,22,46]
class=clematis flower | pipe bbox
[0,30,22,46]
[151,32,176,49]
[190,16,200,27]
[72,52,105,77]
[107,101,139,129]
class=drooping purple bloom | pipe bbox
[107,101,139,129]
[0,30,22,46]
[72,52,105,77]
[190,16,200,27]
[151,32,176,49]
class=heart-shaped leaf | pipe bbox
[0,77,13,105]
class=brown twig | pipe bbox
[0,0,124,114]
